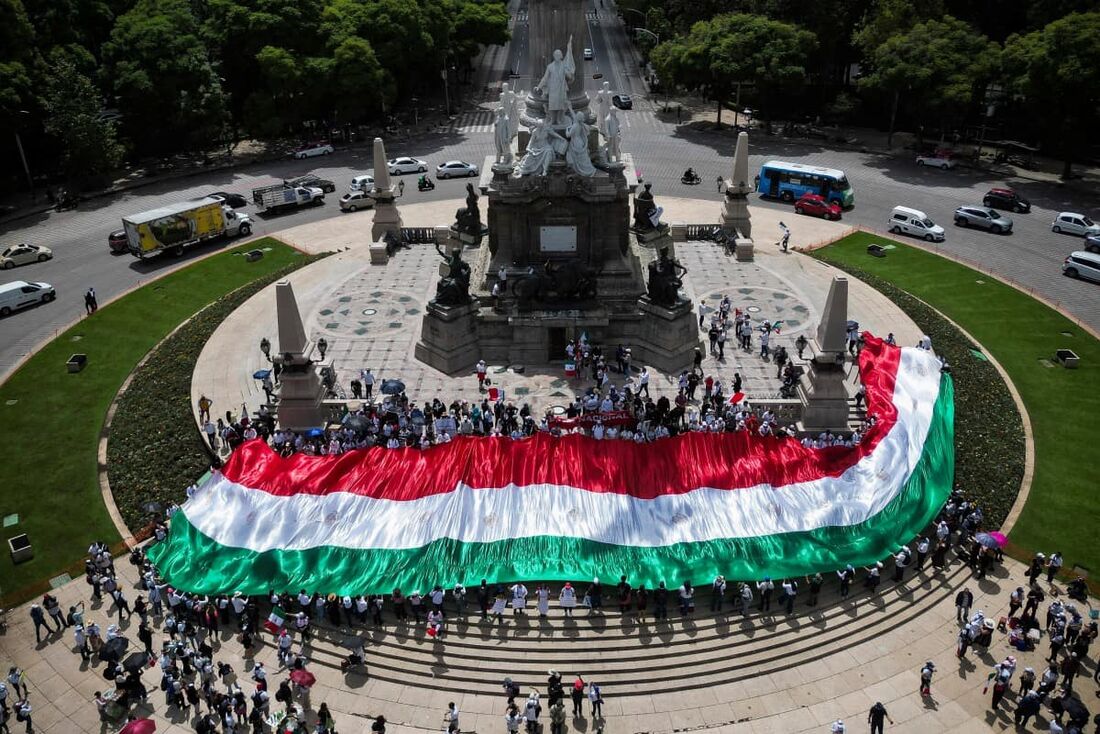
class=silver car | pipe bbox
[953,206,1012,234]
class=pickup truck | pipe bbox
[252,184,325,211]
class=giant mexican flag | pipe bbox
[149,335,953,595]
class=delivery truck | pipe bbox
[252,184,325,211]
[122,198,253,258]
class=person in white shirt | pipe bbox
[510,584,528,616]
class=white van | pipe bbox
[888,206,946,242]
[0,279,55,316]
[349,174,375,192]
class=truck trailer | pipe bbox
[123,198,253,258]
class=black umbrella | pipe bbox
[123,651,149,673]
[100,636,128,663]
[380,379,406,395]
[342,414,370,432]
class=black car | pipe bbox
[285,175,336,194]
[612,94,633,110]
[205,191,248,208]
[982,187,1030,213]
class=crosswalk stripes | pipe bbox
[448,108,666,135]
[453,110,496,133]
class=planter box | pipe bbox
[8,533,32,564]
[1056,349,1079,369]
[67,354,87,373]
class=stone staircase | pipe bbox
[270,562,968,700]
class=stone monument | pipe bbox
[415,0,700,372]
[272,280,327,430]
[720,131,755,261]
[799,276,852,432]
[369,137,403,242]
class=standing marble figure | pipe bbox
[596,81,612,137]
[537,37,575,125]
[494,106,512,163]
[605,108,621,162]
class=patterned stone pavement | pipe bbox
[190,197,921,423]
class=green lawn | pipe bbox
[814,232,1100,572]
[0,240,304,599]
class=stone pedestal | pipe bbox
[720,131,753,239]
[276,364,328,430]
[734,237,754,262]
[414,302,480,373]
[798,355,850,432]
[631,298,703,373]
[369,240,389,264]
[371,193,403,242]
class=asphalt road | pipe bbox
[1,2,1098,378]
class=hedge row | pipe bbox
[106,256,321,531]
[816,261,1026,527]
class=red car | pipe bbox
[794,193,842,220]
[108,229,128,253]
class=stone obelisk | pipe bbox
[799,276,851,432]
[720,131,755,260]
[273,280,326,430]
[370,137,403,242]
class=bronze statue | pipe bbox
[454,182,482,239]
[432,243,472,306]
[646,246,687,306]
[511,259,599,306]
[632,182,661,232]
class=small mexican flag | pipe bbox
[264,605,286,634]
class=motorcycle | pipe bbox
[417,176,435,192]
[53,188,79,211]
[680,171,701,185]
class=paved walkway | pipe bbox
[191,197,921,430]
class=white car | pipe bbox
[292,142,334,159]
[349,175,375,191]
[583,48,594,60]
[388,157,428,175]
[1,243,53,269]
[339,191,375,212]
[1063,251,1100,283]
[436,161,479,179]
[1052,212,1100,237]
[916,155,957,170]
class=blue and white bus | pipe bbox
[758,161,854,208]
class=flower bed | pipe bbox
[106,256,321,530]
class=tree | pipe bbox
[651,13,816,127]
[103,0,229,155]
[859,15,999,147]
[1003,12,1100,179]
[852,0,944,57]
[42,57,124,181]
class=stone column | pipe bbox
[370,137,404,242]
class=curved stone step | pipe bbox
[265,564,966,698]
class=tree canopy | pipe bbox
[651,13,816,126]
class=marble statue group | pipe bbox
[492,36,625,178]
